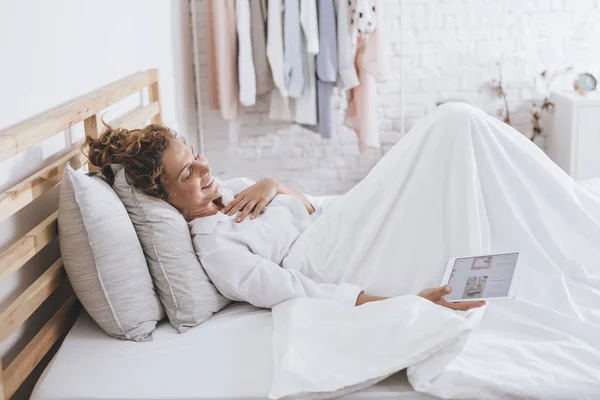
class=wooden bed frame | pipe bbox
[0,69,163,399]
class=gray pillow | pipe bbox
[112,168,229,332]
[58,164,164,341]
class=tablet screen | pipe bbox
[444,252,519,301]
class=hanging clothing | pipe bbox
[270,0,319,125]
[236,0,257,106]
[314,0,338,139]
[283,0,305,99]
[352,0,377,35]
[293,57,318,125]
[301,0,319,54]
[336,0,359,90]
[206,0,238,120]
[315,0,337,82]
[292,0,319,125]
[345,0,386,151]
[249,0,274,95]
[267,0,293,121]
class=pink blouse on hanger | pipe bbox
[207,0,239,120]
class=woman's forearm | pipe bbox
[276,181,317,214]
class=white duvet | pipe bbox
[269,103,600,399]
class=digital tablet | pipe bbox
[440,252,523,302]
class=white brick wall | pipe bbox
[193,0,600,195]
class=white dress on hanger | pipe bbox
[267,0,292,121]
[236,0,257,106]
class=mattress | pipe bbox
[32,303,434,400]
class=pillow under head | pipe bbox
[112,168,229,332]
[58,164,164,341]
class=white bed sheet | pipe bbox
[581,177,600,196]
[32,303,434,400]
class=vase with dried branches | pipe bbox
[530,67,573,142]
[486,63,573,143]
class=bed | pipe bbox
[4,71,600,400]
[0,70,434,400]
[31,303,435,400]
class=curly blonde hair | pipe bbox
[83,123,177,200]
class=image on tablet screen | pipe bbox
[445,253,519,301]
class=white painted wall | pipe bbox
[193,0,600,195]
[0,1,195,397]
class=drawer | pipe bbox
[574,105,600,181]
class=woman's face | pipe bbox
[161,139,221,215]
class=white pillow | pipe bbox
[112,168,229,332]
[58,165,164,341]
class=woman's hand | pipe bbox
[221,178,281,222]
[419,285,486,311]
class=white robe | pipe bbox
[271,102,600,399]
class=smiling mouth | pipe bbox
[202,177,214,189]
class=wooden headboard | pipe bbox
[0,69,162,399]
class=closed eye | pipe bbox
[185,154,200,181]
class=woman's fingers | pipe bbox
[437,299,486,311]
[419,285,486,311]
[250,199,269,219]
[236,201,257,222]
[460,301,486,310]
[419,285,452,302]
[221,197,237,214]
[224,196,247,216]
[222,189,249,213]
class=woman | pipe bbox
[87,102,600,397]
[85,103,596,316]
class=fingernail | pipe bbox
[236,218,241,222]
[445,285,451,292]
[251,215,255,219]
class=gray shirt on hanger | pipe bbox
[284,0,306,98]
[315,0,338,139]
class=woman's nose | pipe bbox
[194,156,210,173]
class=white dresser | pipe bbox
[547,91,600,180]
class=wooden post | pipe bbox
[148,82,163,125]
[83,115,100,173]
[1,362,5,400]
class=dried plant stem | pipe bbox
[490,62,512,126]
[497,63,511,124]
[499,86,511,125]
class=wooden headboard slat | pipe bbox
[3,295,80,400]
[0,258,65,344]
[0,361,5,400]
[112,101,161,129]
[0,148,87,223]
[148,82,163,125]
[0,69,158,163]
[0,213,58,285]
[83,115,101,173]
[0,69,162,399]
